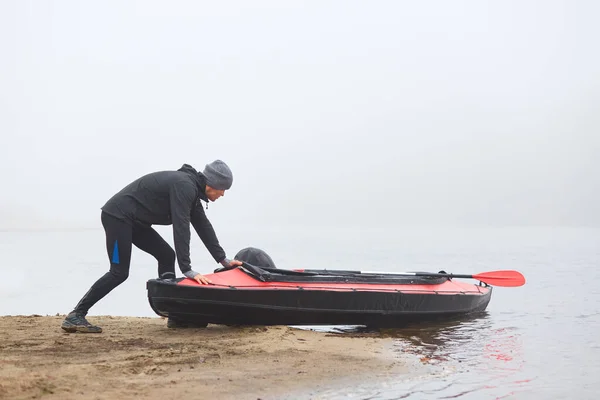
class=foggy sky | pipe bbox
[1,0,599,230]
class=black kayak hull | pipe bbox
[146,278,492,328]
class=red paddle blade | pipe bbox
[472,270,526,287]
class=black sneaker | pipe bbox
[61,312,103,333]
[167,317,188,329]
[167,317,208,329]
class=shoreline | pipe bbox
[0,315,407,400]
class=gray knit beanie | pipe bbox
[203,160,233,190]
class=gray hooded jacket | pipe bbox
[100,164,228,276]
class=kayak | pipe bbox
[146,263,493,328]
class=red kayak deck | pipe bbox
[177,268,491,295]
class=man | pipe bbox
[61,160,242,333]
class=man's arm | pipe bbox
[169,181,196,275]
[190,202,227,264]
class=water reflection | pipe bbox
[302,313,531,399]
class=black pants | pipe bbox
[72,212,176,315]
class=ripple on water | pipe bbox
[295,312,535,399]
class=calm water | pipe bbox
[1,226,599,398]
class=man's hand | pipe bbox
[193,273,212,285]
[219,258,244,270]
[226,259,243,268]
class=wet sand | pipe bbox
[0,315,405,400]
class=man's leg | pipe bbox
[61,212,133,333]
[132,225,176,279]
[131,226,207,328]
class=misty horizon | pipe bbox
[1,1,599,231]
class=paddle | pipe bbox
[351,269,526,287]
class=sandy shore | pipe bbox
[0,315,406,400]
